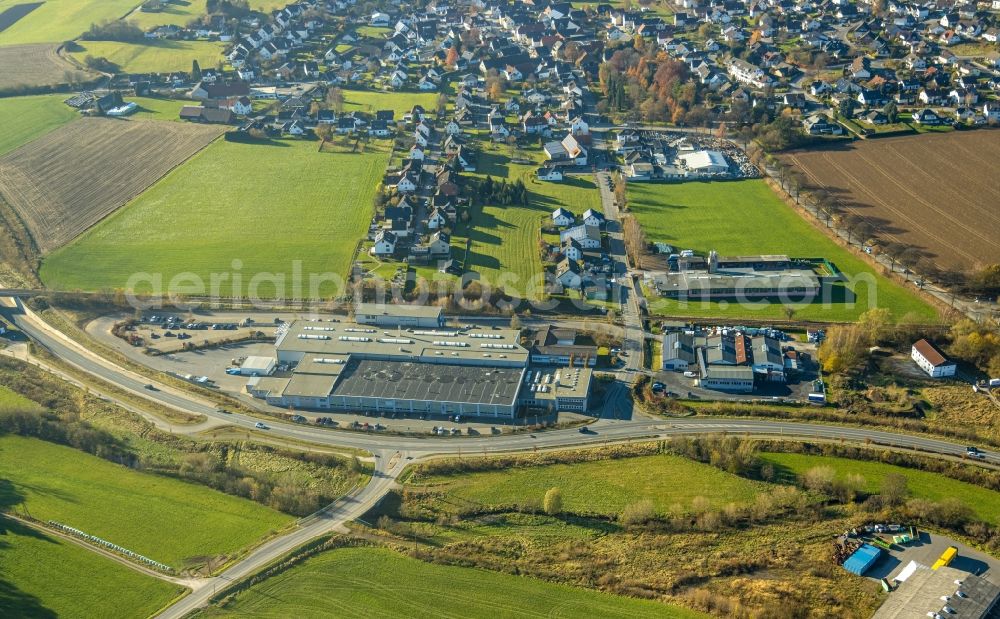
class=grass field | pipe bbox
[1,116,222,253]
[42,138,388,297]
[442,145,603,296]
[0,517,182,618]
[128,95,188,121]
[0,435,292,567]
[196,546,704,618]
[342,88,441,117]
[126,0,209,29]
[0,94,77,156]
[411,453,767,516]
[761,452,1000,525]
[0,385,42,413]
[628,179,938,321]
[0,0,143,44]
[69,40,225,73]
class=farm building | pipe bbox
[247,319,593,418]
[911,339,957,378]
[843,544,882,576]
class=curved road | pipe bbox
[3,298,996,618]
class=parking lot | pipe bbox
[856,528,1000,582]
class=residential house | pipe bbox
[551,207,575,227]
[371,230,397,256]
[559,224,601,249]
[581,209,605,228]
[537,166,563,181]
[427,231,452,257]
[912,108,944,125]
[556,258,583,289]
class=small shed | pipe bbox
[240,356,276,377]
[843,544,882,576]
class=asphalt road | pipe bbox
[4,296,998,618]
[7,298,997,462]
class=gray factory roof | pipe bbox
[331,359,524,406]
[662,332,697,363]
[653,269,821,295]
[277,320,528,364]
[522,367,593,402]
[284,373,339,398]
[354,303,443,320]
[873,566,1000,619]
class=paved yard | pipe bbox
[865,530,1000,581]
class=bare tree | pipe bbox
[326,87,345,114]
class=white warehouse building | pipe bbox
[678,150,729,175]
[247,310,593,419]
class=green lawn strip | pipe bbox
[0,518,182,619]
[0,0,143,44]
[0,435,292,567]
[412,453,768,516]
[341,88,441,117]
[128,95,188,121]
[760,452,1000,525]
[68,40,226,73]
[628,179,937,322]
[41,138,387,297]
[197,546,705,618]
[0,94,78,156]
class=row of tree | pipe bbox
[767,150,1000,298]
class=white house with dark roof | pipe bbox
[582,208,605,228]
[551,207,575,227]
[371,230,397,256]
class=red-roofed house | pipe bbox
[911,339,956,378]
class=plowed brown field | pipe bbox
[0,43,91,90]
[0,117,222,252]
[784,131,1000,272]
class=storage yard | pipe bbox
[833,523,1000,619]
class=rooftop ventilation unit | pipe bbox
[298,334,331,340]
[338,336,372,342]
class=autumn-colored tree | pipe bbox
[445,46,459,68]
